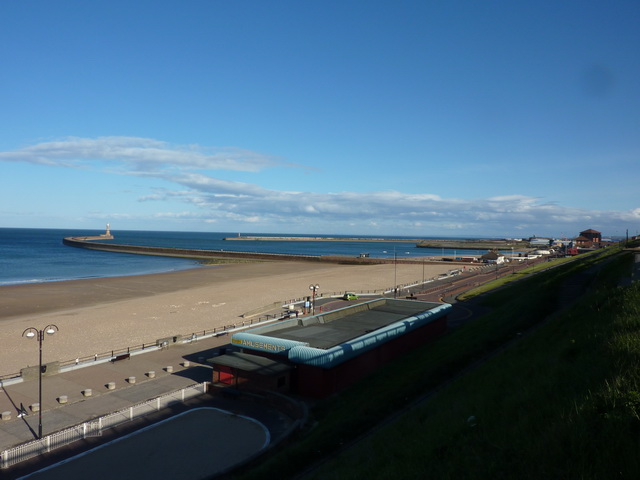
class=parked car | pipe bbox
[342,292,358,300]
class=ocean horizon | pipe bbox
[0,227,492,286]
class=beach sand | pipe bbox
[0,260,455,377]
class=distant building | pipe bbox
[580,229,601,242]
[529,237,552,247]
[481,250,505,264]
[575,229,601,248]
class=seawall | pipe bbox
[224,235,425,242]
[417,239,526,250]
[62,237,462,265]
[62,237,389,264]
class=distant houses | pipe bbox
[464,228,610,264]
[481,250,505,264]
[574,229,601,248]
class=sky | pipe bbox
[1,1,639,239]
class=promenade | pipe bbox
[0,262,515,440]
[0,331,304,478]
[0,335,224,450]
[0,260,532,477]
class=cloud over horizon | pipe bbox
[1,137,637,236]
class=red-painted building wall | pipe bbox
[295,314,447,397]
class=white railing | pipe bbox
[0,382,208,469]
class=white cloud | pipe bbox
[0,136,280,172]
[2,137,637,236]
[135,177,638,235]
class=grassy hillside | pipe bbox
[308,252,639,479]
[235,246,639,480]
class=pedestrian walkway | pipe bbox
[0,334,231,452]
[0,275,491,472]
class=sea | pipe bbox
[0,228,488,286]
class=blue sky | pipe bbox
[1,1,638,238]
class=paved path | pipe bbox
[0,260,542,477]
[0,334,231,452]
[21,408,271,480]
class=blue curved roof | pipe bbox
[288,303,450,368]
[231,299,451,368]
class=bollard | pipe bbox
[1,411,11,421]
[182,361,190,368]
[30,403,40,413]
[165,366,173,373]
[128,376,136,384]
[58,395,68,404]
[83,389,92,397]
[107,382,116,390]
[147,371,156,378]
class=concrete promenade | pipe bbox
[0,262,524,452]
[0,334,231,453]
[0,262,529,476]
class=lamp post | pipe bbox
[22,324,58,439]
[309,284,320,314]
[394,249,397,297]
[383,248,398,297]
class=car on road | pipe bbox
[342,292,358,300]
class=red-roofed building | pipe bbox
[575,229,601,248]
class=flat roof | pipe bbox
[231,298,451,369]
[272,300,441,349]
[208,351,292,376]
[235,298,444,350]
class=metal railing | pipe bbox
[0,382,208,469]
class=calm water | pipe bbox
[0,228,484,286]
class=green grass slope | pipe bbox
[234,247,639,480]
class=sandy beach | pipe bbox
[0,260,455,377]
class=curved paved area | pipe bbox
[21,408,270,480]
[0,333,300,479]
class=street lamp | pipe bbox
[383,248,398,297]
[309,284,320,314]
[22,324,58,439]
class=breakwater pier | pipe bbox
[225,235,528,252]
[62,236,465,265]
[417,239,526,250]
[223,235,425,242]
[70,224,114,241]
[61,236,395,264]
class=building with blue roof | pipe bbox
[210,298,451,397]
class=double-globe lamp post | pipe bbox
[309,284,320,315]
[22,324,59,439]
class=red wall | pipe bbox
[295,315,447,397]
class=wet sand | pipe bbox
[0,260,454,376]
